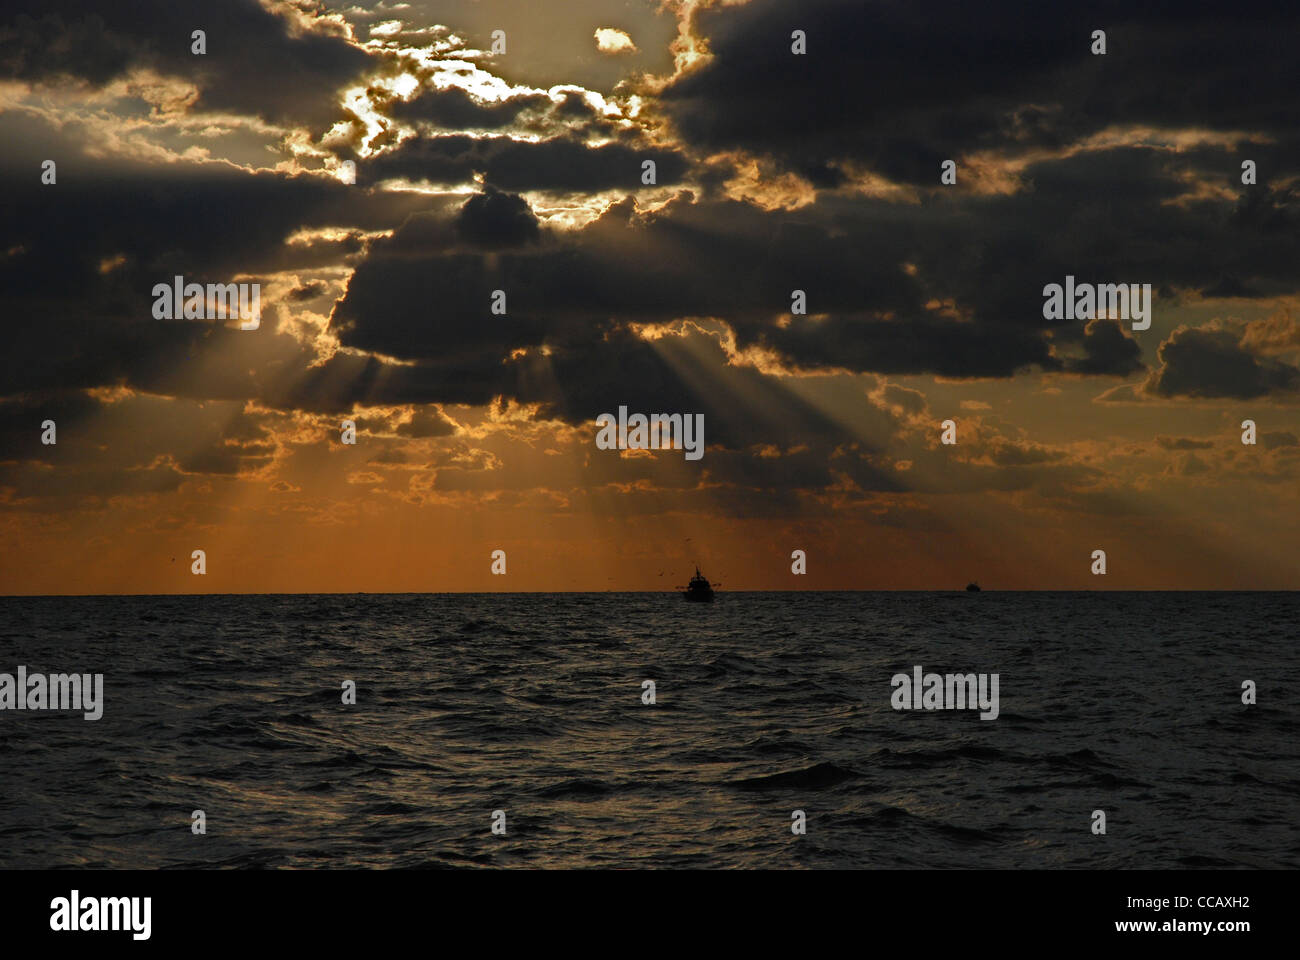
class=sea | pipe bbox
[1,592,1296,869]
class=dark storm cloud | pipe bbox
[0,109,429,280]
[906,151,1298,349]
[0,1,372,127]
[334,190,1029,389]
[0,111,434,404]
[0,10,137,85]
[1147,326,1300,400]
[823,145,1300,383]
[327,241,546,396]
[1064,319,1144,377]
[1199,276,1262,299]
[759,314,1055,378]
[0,393,102,464]
[1229,184,1300,241]
[360,130,690,192]
[338,172,1203,399]
[263,349,507,413]
[657,0,1300,186]
[644,0,1300,394]
[334,230,897,449]
[0,117,484,414]
[339,165,1213,392]
[455,188,541,247]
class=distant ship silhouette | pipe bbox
[681,566,716,602]
[965,582,981,592]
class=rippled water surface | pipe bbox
[1,592,1296,868]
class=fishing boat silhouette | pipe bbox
[680,566,717,602]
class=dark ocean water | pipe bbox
[0,592,1296,869]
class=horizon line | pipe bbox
[2,588,1297,600]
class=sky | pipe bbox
[1,0,1299,594]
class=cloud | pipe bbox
[455,188,541,247]
[1172,452,1211,477]
[0,1,372,127]
[1064,319,1145,377]
[3,0,1300,543]
[1156,436,1214,451]
[394,407,458,439]
[360,130,692,193]
[328,188,1079,393]
[1200,276,1263,299]
[1261,430,1300,448]
[389,85,555,131]
[1146,325,1300,399]
[595,28,637,54]
[654,0,1300,189]
[876,384,928,415]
